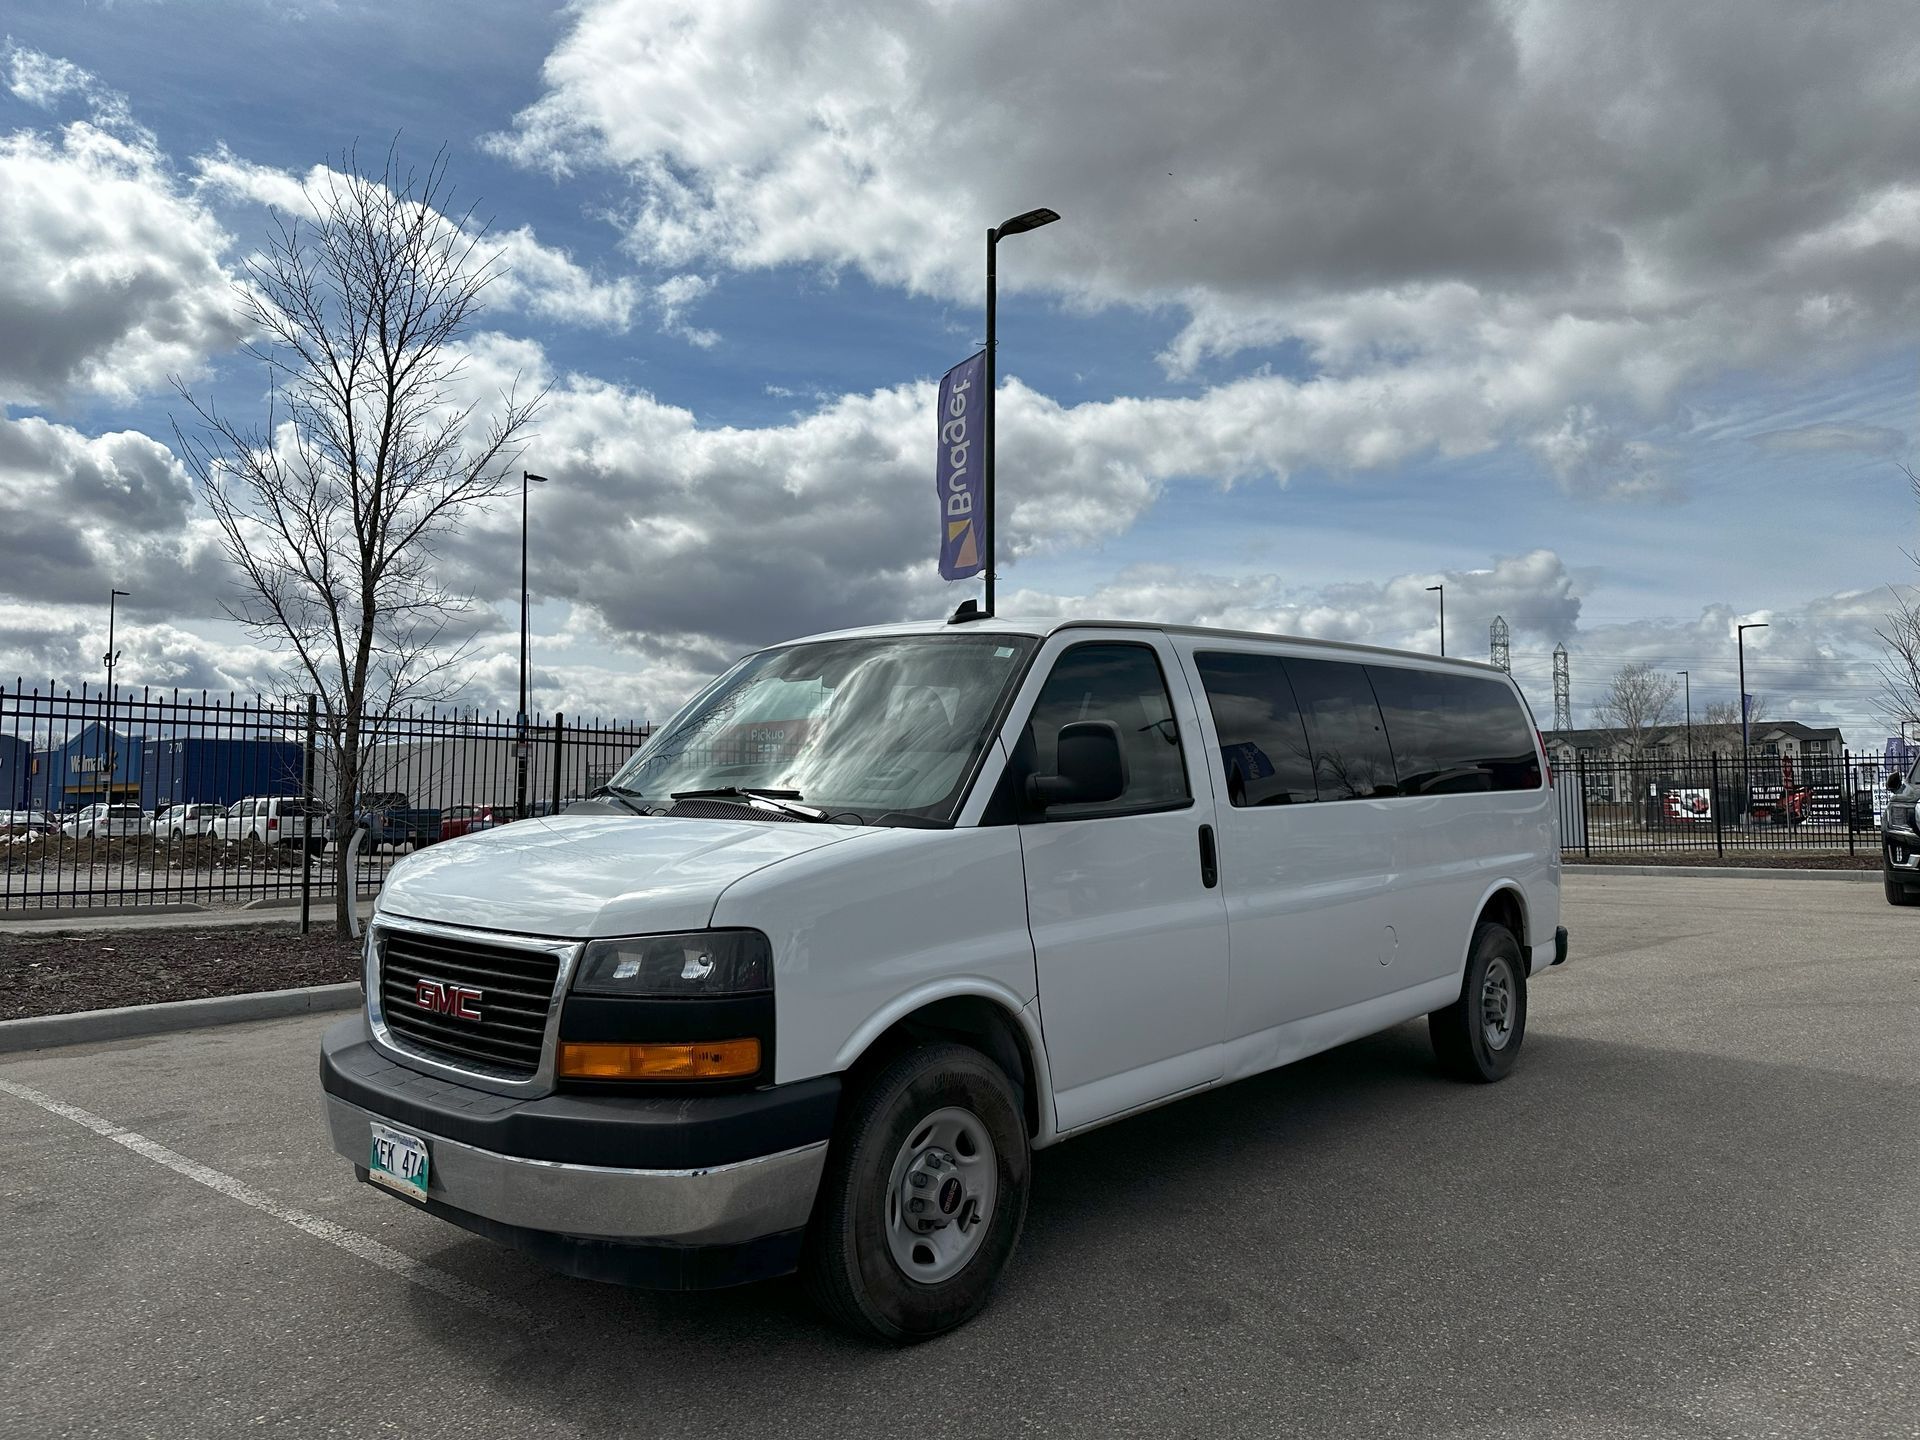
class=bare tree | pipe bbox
[1693,694,1769,758]
[1873,467,1920,740]
[175,146,543,933]
[1592,662,1680,763]
[1875,584,1920,739]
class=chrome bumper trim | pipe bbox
[326,1095,827,1245]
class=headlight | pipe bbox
[1889,802,1917,832]
[573,930,772,997]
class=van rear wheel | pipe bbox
[1430,921,1528,1083]
[803,1041,1029,1343]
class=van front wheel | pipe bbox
[1430,921,1528,1083]
[804,1041,1029,1343]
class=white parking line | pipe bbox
[0,1075,545,1328]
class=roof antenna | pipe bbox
[949,598,987,624]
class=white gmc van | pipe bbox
[321,616,1566,1341]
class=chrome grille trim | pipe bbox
[364,913,582,1099]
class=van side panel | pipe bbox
[1173,639,1561,1086]
[708,826,1039,1087]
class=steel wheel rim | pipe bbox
[883,1105,997,1284]
[1481,954,1517,1052]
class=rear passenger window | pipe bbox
[1022,644,1190,819]
[1365,666,1542,794]
[1193,652,1317,807]
[1282,658,1398,800]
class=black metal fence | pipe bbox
[1551,750,1889,859]
[0,679,650,913]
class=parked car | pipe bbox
[157,802,225,841]
[322,616,1568,1341]
[1882,764,1919,904]
[61,804,153,840]
[0,809,57,836]
[356,792,441,851]
[437,803,511,843]
[209,796,328,853]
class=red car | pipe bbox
[437,804,513,842]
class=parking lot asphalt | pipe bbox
[2,871,1915,1440]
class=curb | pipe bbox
[0,903,211,922]
[1565,863,1876,883]
[0,982,362,1054]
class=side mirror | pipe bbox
[1890,772,1904,791]
[1027,721,1128,809]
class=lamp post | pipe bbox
[1425,584,1445,657]
[983,206,1060,617]
[517,472,550,817]
[103,588,128,695]
[1677,670,1691,762]
[1736,622,1768,752]
[103,588,127,803]
[1736,621,1767,828]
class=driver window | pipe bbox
[1022,643,1190,820]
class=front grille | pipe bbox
[378,927,562,1076]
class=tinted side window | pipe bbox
[1022,643,1190,819]
[1282,657,1398,800]
[1193,651,1317,807]
[1366,665,1542,794]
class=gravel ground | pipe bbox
[0,924,362,1019]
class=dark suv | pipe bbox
[1883,765,1919,904]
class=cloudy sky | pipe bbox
[3,0,1918,743]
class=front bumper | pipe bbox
[1884,831,1920,870]
[321,1016,839,1287]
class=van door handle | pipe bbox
[1198,824,1218,889]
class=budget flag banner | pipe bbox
[935,350,987,580]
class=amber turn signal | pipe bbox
[558,1038,761,1080]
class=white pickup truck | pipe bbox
[209,796,329,853]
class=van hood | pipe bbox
[376,814,862,938]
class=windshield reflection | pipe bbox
[609,634,1036,824]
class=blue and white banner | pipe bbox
[935,350,987,580]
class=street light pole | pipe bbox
[103,588,127,805]
[1736,621,1768,828]
[983,207,1060,617]
[1426,584,1445,657]
[103,588,128,695]
[1736,622,1768,752]
[1677,670,1691,762]
[518,472,550,817]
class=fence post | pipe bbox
[1835,756,1850,856]
[1577,759,1591,860]
[1712,753,1725,860]
[551,712,565,814]
[300,694,316,935]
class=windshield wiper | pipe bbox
[586,783,653,817]
[669,786,828,822]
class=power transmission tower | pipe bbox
[1490,615,1510,672]
[1552,644,1571,731]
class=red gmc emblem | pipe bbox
[414,977,482,1021]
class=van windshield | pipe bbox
[608,633,1037,825]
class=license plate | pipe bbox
[368,1122,430,1202]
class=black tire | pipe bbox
[1430,921,1528,1083]
[1885,867,1919,906]
[804,1041,1029,1343]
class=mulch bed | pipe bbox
[1566,852,1876,870]
[0,925,363,1021]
